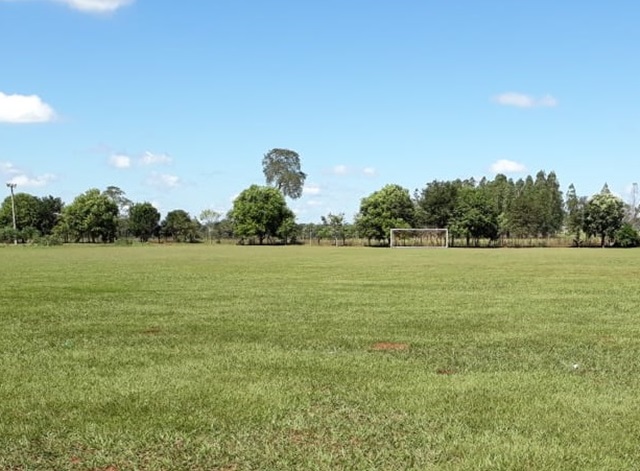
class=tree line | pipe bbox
[2,149,639,247]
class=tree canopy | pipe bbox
[129,202,160,242]
[262,148,307,199]
[59,189,119,243]
[356,184,415,245]
[582,187,625,247]
[230,185,295,244]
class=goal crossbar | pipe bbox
[390,228,449,248]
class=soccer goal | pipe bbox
[390,228,449,248]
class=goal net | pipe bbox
[390,228,449,248]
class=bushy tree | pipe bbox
[129,202,160,242]
[450,186,499,246]
[229,185,295,244]
[582,186,625,247]
[0,193,40,233]
[161,210,200,242]
[356,184,415,245]
[0,193,63,242]
[36,196,64,236]
[59,189,118,243]
[262,148,307,199]
[414,180,460,228]
[614,223,640,248]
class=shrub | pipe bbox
[614,223,640,248]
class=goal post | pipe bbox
[390,228,449,248]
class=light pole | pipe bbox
[6,183,17,245]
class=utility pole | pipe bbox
[6,183,17,245]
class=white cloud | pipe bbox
[140,151,172,166]
[147,172,181,189]
[1,161,56,188]
[0,92,56,123]
[332,165,349,176]
[0,161,21,175]
[7,173,56,188]
[54,0,133,13]
[493,92,558,108]
[0,0,133,13]
[363,167,377,177]
[303,184,321,196]
[306,199,323,207]
[490,159,527,174]
[108,153,131,169]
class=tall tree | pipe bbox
[582,187,625,247]
[507,176,537,238]
[565,184,586,245]
[230,185,295,244]
[103,186,133,239]
[355,184,415,245]
[199,209,221,243]
[129,202,160,242]
[624,182,639,228]
[483,174,515,239]
[262,148,307,199]
[531,171,564,237]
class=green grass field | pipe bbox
[1,245,640,470]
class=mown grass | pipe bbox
[1,245,640,470]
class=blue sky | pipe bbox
[1,0,639,222]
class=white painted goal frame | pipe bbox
[390,228,449,248]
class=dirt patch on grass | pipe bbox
[142,326,161,335]
[436,368,457,375]
[371,342,409,351]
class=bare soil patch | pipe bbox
[371,342,409,351]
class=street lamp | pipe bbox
[6,183,17,245]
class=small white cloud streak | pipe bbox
[332,165,348,176]
[490,159,527,174]
[54,0,133,13]
[0,161,57,188]
[7,173,57,188]
[0,92,56,123]
[0,161,21,175]
[303,184,321,195]
[363,167,377,177]
[493,92,558,108]
[140,151,172,166]
[147,172,181,189]
[108,153,132,169]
